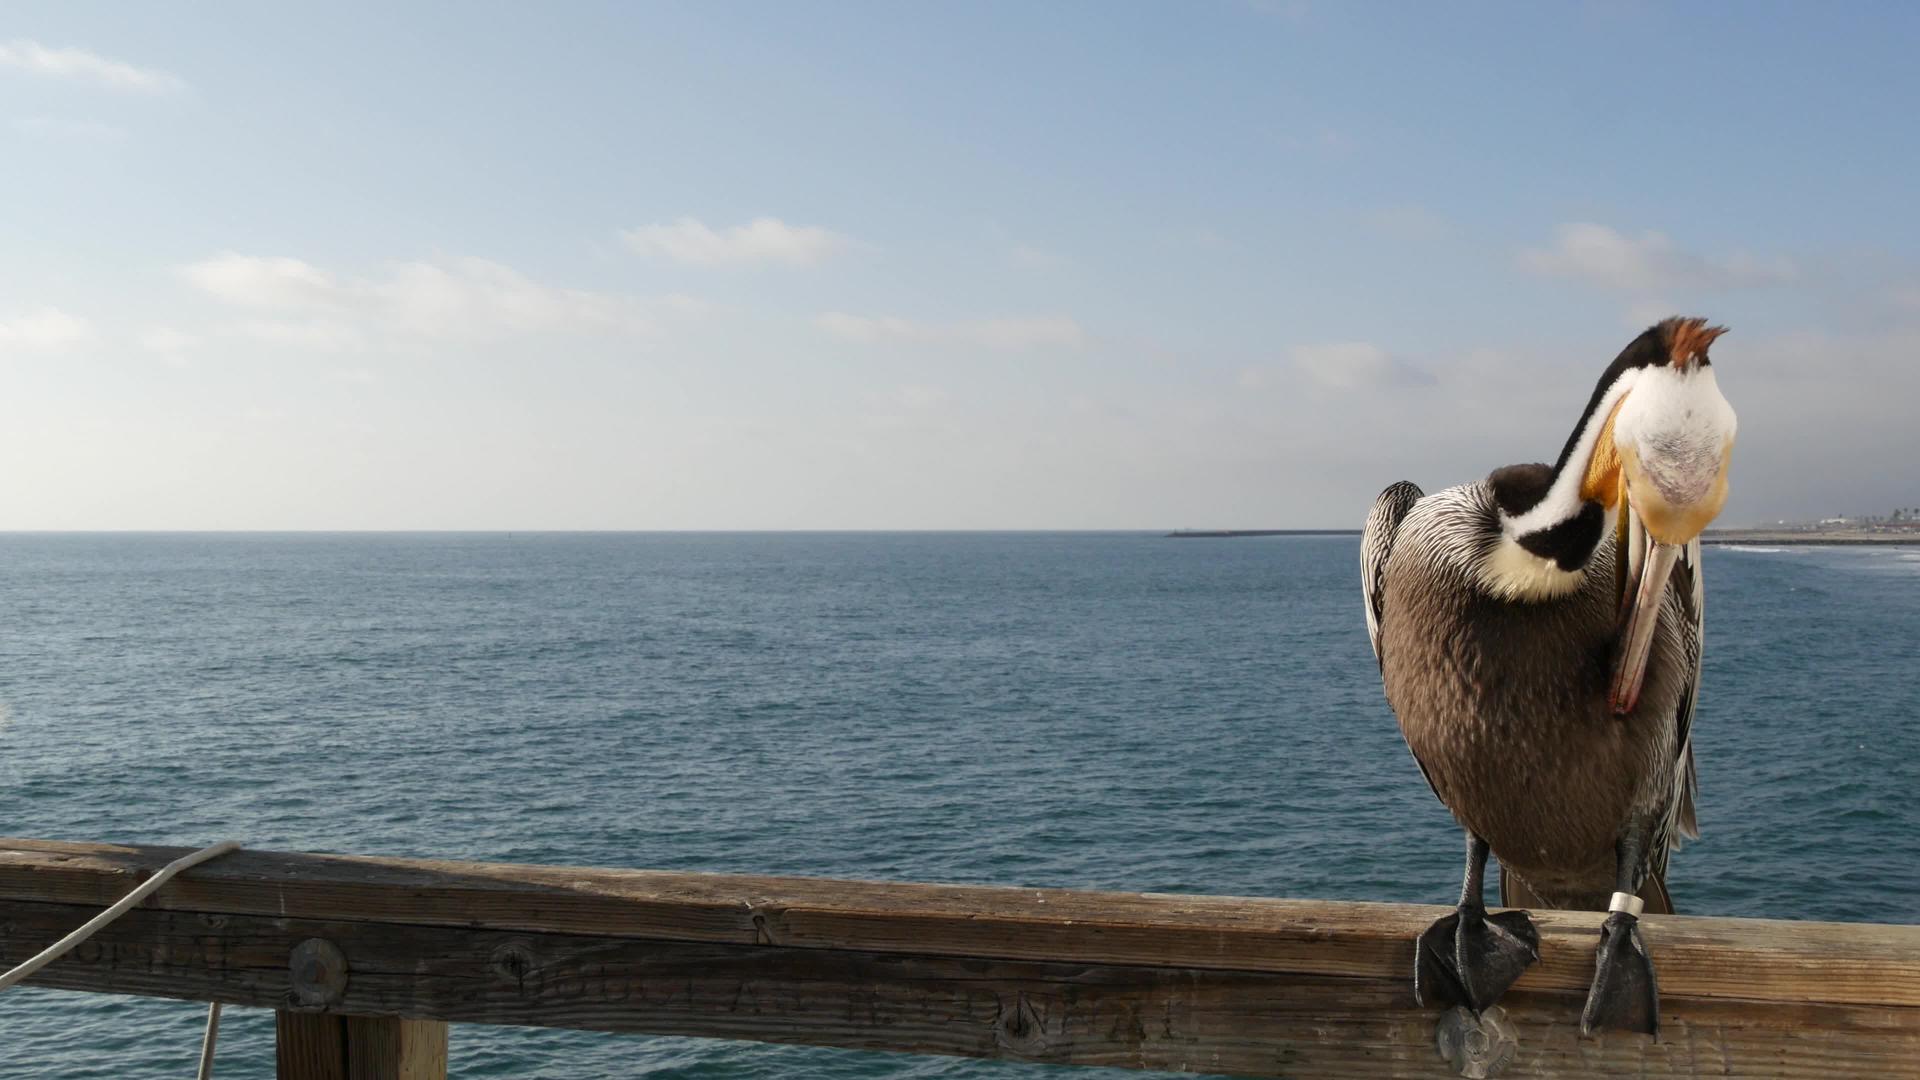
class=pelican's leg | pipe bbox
[1581,826,1661,1036]
[1415,831,1540,1012]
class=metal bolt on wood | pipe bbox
[288,938,348,1008]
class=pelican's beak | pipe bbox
[1607,419,1732,715]
[1609,522,1679,714]
[1601,318,1736,714]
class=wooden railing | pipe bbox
[2,838,1917,1078]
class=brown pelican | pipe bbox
[1362,317,1735,1035]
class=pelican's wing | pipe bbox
[1650,535,1705,882]
[1361,481,1424,668]
[1361,481,1444,805]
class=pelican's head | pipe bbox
[1481,318,1735,608]
[1605,317,1737,712]
[1610,318,1738,546]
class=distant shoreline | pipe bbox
[1702,530,1920,547]
[1166,529,1359,538]
[1162,528,1918,546]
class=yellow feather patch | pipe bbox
[1580,396,1627,507]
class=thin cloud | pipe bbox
[137,325,201,369]
[1520,222,1796,291]
[0,308,93,351]
[860,384,956,433]
[0,39,185,94]
[1290,341,1430,390]
[621,216,849,266]
[658,292,719,317]
[224,318,368,352]
[177,252,649,343]
[816,312,1085,351]
[137,326,201,353]
[973,316,1086,350]
[183,254,344,310]
[816,312,920,343]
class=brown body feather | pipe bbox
[1376,482,1696,911]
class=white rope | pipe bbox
[0,840,241,992]
[0,840,241,1080]
[196,1002,223,1080]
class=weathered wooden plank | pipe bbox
[276,1012,347,1080]
[272,1012,446,1080]
[6,901,1918,1079]
[347,1016,449,1080]
[1,838,1915,1010]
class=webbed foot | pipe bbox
[1581,910,1659,1036]
[1415,904,1540,1012]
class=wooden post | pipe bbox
[275,1012,448,1080]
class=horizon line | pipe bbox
[0,527,1365,535]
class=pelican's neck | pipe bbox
[1507,371,1638,538]
[1477,369,1639,601]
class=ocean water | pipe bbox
[1,533,1916,1078]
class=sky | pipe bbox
[3,1,1918,530]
